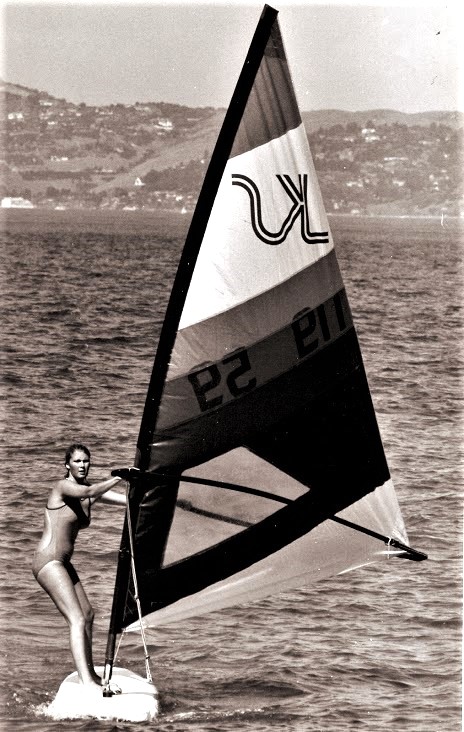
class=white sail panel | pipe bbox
[179,124,333,330]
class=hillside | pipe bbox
[1,81,463,216]
[300,109,464,134]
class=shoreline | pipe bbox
[1,206,462,238]
[1,206,462,221]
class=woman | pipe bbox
[32,443,126,695]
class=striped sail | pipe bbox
[106,6,419,642]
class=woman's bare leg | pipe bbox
[36,561,101,691]
[74,579,101,684]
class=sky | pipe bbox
[1,1,463,114]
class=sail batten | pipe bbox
[105,4,424,654]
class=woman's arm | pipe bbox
[97,489,127,506]
[59,476,122,500]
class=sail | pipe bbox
[106,5,421,643]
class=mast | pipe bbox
[104,4,279,682]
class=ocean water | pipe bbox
[0,209,462,731]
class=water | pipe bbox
[0,210,462,731]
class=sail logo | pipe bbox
[231,173,329,245]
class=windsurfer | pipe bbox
[32,443,126,694]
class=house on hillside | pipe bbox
[8,112,24,122]
[1,196,35,208]
[361,127,380,143]
[155,118,173,133]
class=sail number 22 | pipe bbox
[187,289,351,413]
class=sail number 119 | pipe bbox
[187,291,348,413]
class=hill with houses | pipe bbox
[1,80,463,216]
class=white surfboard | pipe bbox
[46,666,158,722]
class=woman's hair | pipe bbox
[64,443,91,476]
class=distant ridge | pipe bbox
[300,108,464,133]
[2,78,462,129]
[0,79,55,99]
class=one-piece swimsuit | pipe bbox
[32,496,90,584]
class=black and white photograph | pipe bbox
[1,1,462,729]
